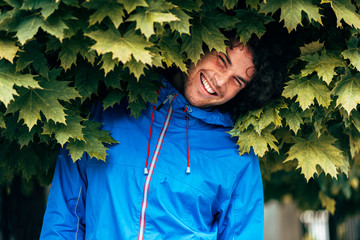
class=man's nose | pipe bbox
[213,70,232,86]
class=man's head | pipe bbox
[184,43,255,108]
[183,29,287,113]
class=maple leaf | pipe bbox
[159,35,187,72]
[0,10,68,44]
[281,108,304,134]
[319,191,336,214]
[341,37,360,71]
[73,61,102,101]
[168,6,191,34]
[246,0,260,9]
[100,53,119,75]
[16,40,49,78]
[59,34,96,70]
[127,0,179,39]
[235,127,279,157]
[260,0,323,32]
[223,0,238,9]
[122,0,148,13]
[181,20,227,64]
[321,0,360,29]
[85,26,153,65]
[124,56,148,80]
[0,60,41,107]
[349,125,360,158]
[0,37,19,63]
[332,71,360,114]
[283,75,332,109]
[299,41,325,56]
[6,70,80,130]
[180,31,203,64]
[43,117,84,147]
[126,71,160,118]
[300,51,344,85]
[66,120,119,161]
[20,0,60,19]
[82,0,125,28]
[235,9,273,44]
[284,133,345,181]
[0,112,5,129]
[103,88,126,110]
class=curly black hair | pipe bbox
[220,27,290,114]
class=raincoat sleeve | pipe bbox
[40,147,88,240]
[218,153,264,240]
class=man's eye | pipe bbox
[233,77,243,87]
[218,55,227,67]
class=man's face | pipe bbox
[184,44,255,108]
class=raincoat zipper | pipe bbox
[138,94,176,240]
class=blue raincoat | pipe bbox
[40,81,264,239]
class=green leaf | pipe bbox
[66,120,119,161]
[168,6,191,34]
[0,37,19,63]
[260,0,323,32]
[124,56,147,80]
[103,88,126,110]
[283,75,332,110]
[127,0,179,38]
[181,31,203,64]
[299,41,325,56]
[100,53,119,75]
[332,71,360,114]
[83,0,125,28]
[0,112,5,128]
[42,114,85,146]
[235,127,279,157]
[321,0,360,29]
[85,26,153,65]
[281,108,304,134]
[159,35,186,72]
[21,0,60,19]
[122,0,148,13]
[16,40,49,78]
[284,133,345,181]
[235,9,273,44]
[0,60,41,107]
[319,191,336,214]
[59,34,96,70]
[6,70,80,130]
[73,61,102,101]
[341,37,360,71]
[126,71,160,118]
[349,126,360,158]
[246,0,260,9]
[300,51,344,85]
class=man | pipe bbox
[40,34,285,239]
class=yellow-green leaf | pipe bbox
[284,133,345,181]
[332,71,360,114]
[0,38,19,63]
[321,0,360,29]
[319,191,336,214]
[283,75,331,110]
[86,26,153,65]
[300,51,344,85]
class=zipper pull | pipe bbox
[156,93,176,111]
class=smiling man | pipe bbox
[40,33,285,240]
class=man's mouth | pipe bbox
[200,73,216,95]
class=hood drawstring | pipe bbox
[185,116,190,174]
[144,105,156,175]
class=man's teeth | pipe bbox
[200,74,215,94]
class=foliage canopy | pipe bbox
[1,0,360,217]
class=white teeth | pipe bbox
[200,74,215,94]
